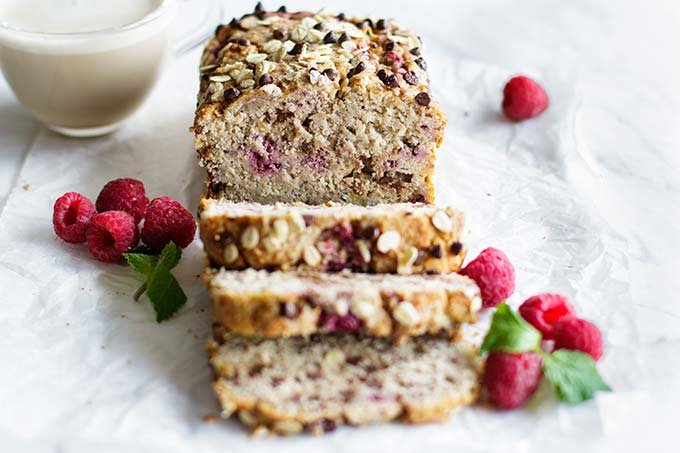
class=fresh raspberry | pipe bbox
[318,311,363,332]
[86,211,139,263]
[52,192,97,243]
[519,293,575,339]
[460,247,515,308]
[553,317,603,361]
[484,352,543,409]
[95,178,149,223]
[502,76,549,121]
[141,196,196,251]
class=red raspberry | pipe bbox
[484,351,543,409]
[86,211,139,263]
[460,247,515,308]
[95,178,149,223]
[141,196,196,251]
[553,317,603,361]
[52,192,97,243]
[519,293,575,339]
[502,76,549,121]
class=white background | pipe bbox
[1,1,679,452]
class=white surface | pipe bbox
[0,0,679,452]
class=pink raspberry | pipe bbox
[141,196,196,251]
[460,247,515,308]
[519,293,575,339]
[502,76,549,121]
[95,178,149,223]
[86,211,139,262]
[53,192,97,244]
[553,317,603,361]
[484,351,543,409]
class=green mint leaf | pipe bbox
[156,241,182,271]
[146,263,187,322]
[123,252,159,278]
[542,349,611,403]
[480,303,542,354]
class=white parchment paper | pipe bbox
[1,1,679,452]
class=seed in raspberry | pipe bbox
[519,293,575,339]
[95,178,149,223]
[553,317,603,361]
[502,76,549,121]
[141,196,196,251]
[484,351,543,409]
[460,247,515,308]
[86,211,139,263]
[52,192,97,243]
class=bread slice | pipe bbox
[193,7,445,205]
[199,198,466,274]
[207,328,481,435]
[206,268,481,341]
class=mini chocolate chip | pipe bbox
[322,419,337,432]
[223,87,241,102]
[228,18,240,29]
[272,28,286,40]
[323,31,338,44]
[376,19,388,30]
[450,241,463,255]
[357,19,373,29]
[415,57,427,70]
[337,12,347,21]
[384,73,399,88]
[384,41,396,51]
[338,32,350,43]
[214,24,224,36]
[248,363,265,377]
[256,10,267,19]
[404,70,418,85]
[413,250,426,266]
[362,226,380,240]
[279,302,299,319]
[277,5,287,12]
[429,244,443,258]
[259,74,273,86]
[377,69,387,81]
[323,68,338,80]
[314,22,326,31]
[415,92,431,106]
[410,47,421,56]
[237,38,250,46]
[254,2,265,13]
[350,61,366,77]
[289,42,304,55]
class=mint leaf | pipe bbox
[480,303,542,354]
[156,241,182,270]
[542,349,611,403]
[123,252,159,277]
[146,263,187,322]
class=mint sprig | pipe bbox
[481,302,610,404]
[123,242,187,322]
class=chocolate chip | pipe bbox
[429,244,442,258]
[357,19,373,29]
[338,32,350,43]
[314,22,326,31]
[323,31,338,44]
[256,10,267,19]
[410,47,421,56]
[362,226,380,240]
[272,28,287,40]
[415,92,431,106]
[337,13,347,21]
[236,38,250,46]
[377,69,387,81]
[415,57,427,70]
[254,2,265,13]
[228,18,240,29]
[450,241,463,255]
[413,250,426,266]
[348,61,366,77]
[279,302,299,319]
[277,5,287,12]
[289,42,305,55]
[321,419,337,432]
[404,71,418,85]
[214,24,224,36]
[376,19,389,30]
[223,87,241,102]
[259,74,273,86]
[383,73,399,88]
[384,41,396,51]
[323,68,338,80]
[248,363,265,377]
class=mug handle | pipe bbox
[172,0,224,57]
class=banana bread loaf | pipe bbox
[206,268,481,341]
[207,327,481,435]
[193,5,446,205]
[199,198,466,274]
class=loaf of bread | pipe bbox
[206,268,481,341]
[207,327,480,435]
[200,198,466,274]
[193,5,445,205]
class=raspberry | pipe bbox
[519,293,575,339]
[553,317,603,361]
[52,192,97,243]
[318,311,363,333]
[460,247,515,308]
[502,76,549,121]
[484,352,543,409]
[86,211,139,262]
[141,196,196,251]
[95,178,149,223]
